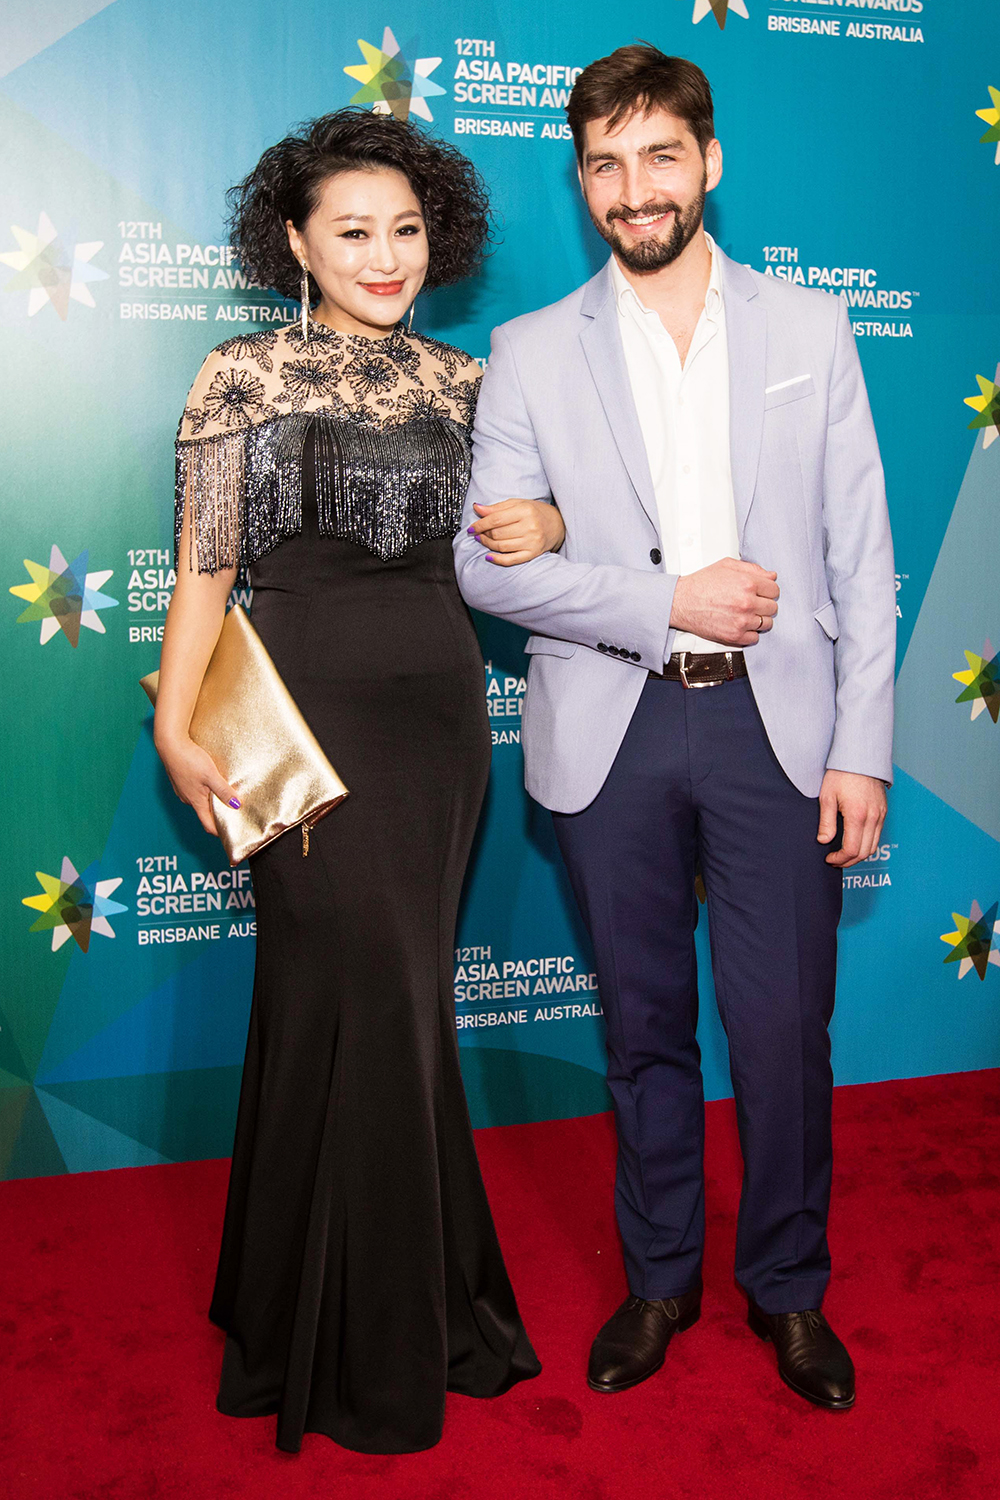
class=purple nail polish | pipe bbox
[467,526,476,534]
[486,554,496,563]
[229,798,241,809]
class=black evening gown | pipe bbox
[204,422,540,1454]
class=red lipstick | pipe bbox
[360,280,405,296]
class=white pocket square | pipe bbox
[765,374,812,394]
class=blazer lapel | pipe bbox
[721,252,767,543]
[579,267,659,532]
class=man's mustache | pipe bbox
[606,201,682,226]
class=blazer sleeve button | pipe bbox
[650,548,662,565]
[597,642,608,652]
[630,651,641,662]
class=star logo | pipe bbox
[692,0,750,28]
[0,212,107,319]
[953,639,1000,724]
[940,899,1000,981]
[10,544,117,646]
[23,857,127,953]
[345,27,445,123]
[976,85,1000,164]
[964,363,1000,449]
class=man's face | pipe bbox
[578,107,722,274]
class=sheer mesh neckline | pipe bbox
[301,316,404,346]
[177,324,481,444]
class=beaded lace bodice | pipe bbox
[174,322,481,575]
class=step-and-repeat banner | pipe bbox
[1,1,998,1179]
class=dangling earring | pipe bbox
[300,262,310,347]
[407,300,415,333]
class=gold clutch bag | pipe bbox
[140,605,348,865]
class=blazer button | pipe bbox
[597,642,608,652]
[650,548,662,565]
[630,651,641,662]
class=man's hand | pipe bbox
[468,499,565,566]
[817,770,887,868]
[670,558,779,647]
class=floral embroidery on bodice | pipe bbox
[174,323,481,574]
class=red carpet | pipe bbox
[2,1071,999,1500]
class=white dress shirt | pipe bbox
[611,234,740,655]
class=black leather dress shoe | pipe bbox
[587,1287,702,1393]
[748,1302,855,1410]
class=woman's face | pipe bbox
[286,167,428,338]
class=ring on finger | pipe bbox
[756,614,764,631]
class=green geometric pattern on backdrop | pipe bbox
[2,0,999,1181]
[4,1090,68,1180]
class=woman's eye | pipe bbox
[341,229,367,239]
[397,224,420,236]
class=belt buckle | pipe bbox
[678,651,709,689]
[678,651,735,689]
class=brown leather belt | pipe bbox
[649,651,748,688]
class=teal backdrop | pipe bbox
[2,0,998,1179]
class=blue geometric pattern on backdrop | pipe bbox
[2,0,999,1179]
[34,952,253,1086]
[35,1087,172,1172]
[895,435,1000,841]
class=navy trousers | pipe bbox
[553,673,843,1314]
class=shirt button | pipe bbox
[682,464,692,475]
[650,548,662,565]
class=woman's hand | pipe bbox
[154,732,240,838]
[467,498,565,566]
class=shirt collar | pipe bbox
[610,231,723,322]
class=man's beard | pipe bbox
[591,174,707,273]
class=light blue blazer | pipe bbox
[453,250,896,815]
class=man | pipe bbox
[454,46,894,1411]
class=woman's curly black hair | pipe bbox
[227,108,492,302]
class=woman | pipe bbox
[154,109,562,1455]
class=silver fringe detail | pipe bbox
[175,414,472,576]
[174,429,245,575]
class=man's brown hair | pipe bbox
[567,45,715,164]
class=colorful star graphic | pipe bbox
[940,899,1000,981]
[964,363,1000,448]
[953,638,1000,724]
[692,0,750,28]
[976,85,1000,164]
[0,212,107,319]
[22,857,127,953]
[345,27,444,122]
[10,544,117,646]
